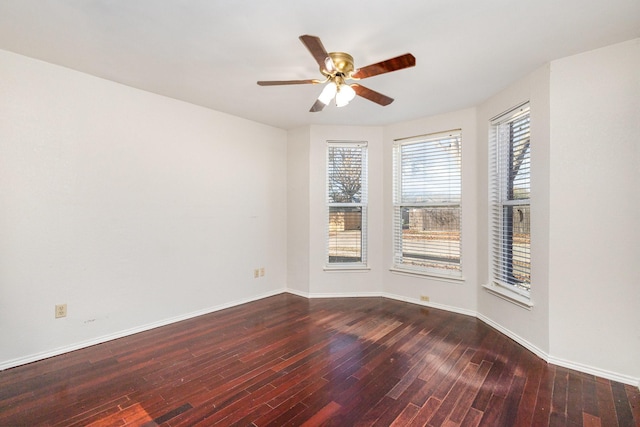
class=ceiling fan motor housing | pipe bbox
[325,52,355,77]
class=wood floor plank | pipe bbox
[460,406,484,427]
[330,359,403,423]
[596,376,619,427]
[448,360,492,424]
[296,401,341,427]
[0,294,637,427]
[501,374,527,426]
[566,370,584,423]
[626,384,640,426]
[428,361,480,425]
[416,340,465,397]
[531,364,555,426]
[385,324,451,400]
[470,334,511,412]
[477,394,506,427]
[57,395,134,427]
[583,412,602,427]
[491,337,524,400]
[412,396,443,426]
[582,373,600,419]
[365,378,426,426]
[389,402,421,426]
[610,381,635,426]
[512,354,544,426]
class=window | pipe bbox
[392,130,462,277]
[326,142,367,267]
[490,103,531,295]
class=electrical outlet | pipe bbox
[55,304,67,318]
[259,267,265,277]
[254,269,260,278]
[420,295,430,302]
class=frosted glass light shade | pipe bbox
[335,84,356,107]
[318,82,337,105]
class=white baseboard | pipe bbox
[0,287,287,372]
[475,312,639,388]
[293,289,476,320]
[4,288,639,390]
[382,292,477,318]
[475,312,548,361]
[307,291,385,299]
[284,288,310,298]
[547,354,640,389]
[287,289,385,299]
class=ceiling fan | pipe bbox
[257,35,416,112]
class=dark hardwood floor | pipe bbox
[0,294,638,426]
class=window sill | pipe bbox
[324,265,371,272]
[482,283,533,310]
[389,267,465,284]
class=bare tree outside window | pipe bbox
[327,144,367,265]
[328,147,362,203]
[491,104,531,293]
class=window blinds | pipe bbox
[327,142,367,265]
[490,104,531,293]
[393,131,462,275]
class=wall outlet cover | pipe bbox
[55,304,67,318]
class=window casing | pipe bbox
[392,131,462,277]
[326,142,367,267]
[490,103,531,295]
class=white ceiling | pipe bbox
[1,0,639,130]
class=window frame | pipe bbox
[489,102,531,299]
[391,130,463,279]
[325,141,368,269]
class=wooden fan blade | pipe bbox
[299,35,329,68]
[351,53,416,79]
[257,79,317,86]
[309,99,326,112]
[351,84,394,106]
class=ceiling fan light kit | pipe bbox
[257,35,415,112]
[335,83,356,107]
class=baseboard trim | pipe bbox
[475,312,548,362]
[288,289,387,299]
[307,291,385,299]
[284,288,310,298]
[4,288,639,390]
[473,312,639,388]
[547,355,640,389]
[0,288,287,372]
[382,292,477,318]
[294,290,477,320]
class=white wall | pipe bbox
[0,50,288,368]
[548,39,640,382]
[382,109,479,315]
[476,64,551,357]
[286,127,311,295]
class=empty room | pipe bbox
[0,1,638,426]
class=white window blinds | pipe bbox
[327,142,367,266]
[490,103,531,293]
[393,131,462,276]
